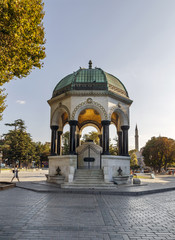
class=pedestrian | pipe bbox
[11,165,20,182]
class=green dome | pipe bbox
[53,63,128,98]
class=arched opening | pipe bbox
[77,124,102,169]
[80,126,99,145]
[78,108,102,130]
[62,123,70,155]
[109,123,118,155]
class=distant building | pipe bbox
[135,124,139,151]
[135,125,145,168]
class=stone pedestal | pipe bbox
[102,155,130,182]
[48,155,77,183]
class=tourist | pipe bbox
[11,165,20,182]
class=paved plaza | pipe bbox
[1,187,175,240]
[0,170,175,239]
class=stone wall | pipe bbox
[48,155,77,182]
[102,155,130,182]
[76,142,102,169]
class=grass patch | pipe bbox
[133,175,151,179]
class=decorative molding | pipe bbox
[109,105,129,123]
[58,103,70,119]
[51,104,70,125]
[71,99,108,120]
[108,83,127,97]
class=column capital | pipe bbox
[50,125,58,130]
[101,120,110,126]
[121,125,130,131]
[69,120,78,126]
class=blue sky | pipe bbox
[1,0,175,150]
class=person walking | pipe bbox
[11,165,20,182]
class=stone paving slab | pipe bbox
[1,188,175,239]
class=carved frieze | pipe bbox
[71,98,108,120]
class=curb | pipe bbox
[0,182,16,191]
[15,184,175,196]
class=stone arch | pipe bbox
[51,104,70,128]
[71,98,108,121]
[79,122,101,135]
[109,106,129,127]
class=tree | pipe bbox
[0,0,45,119]
[2,119,35,167]
[142,136,175,173]
[109,137,118,155]
[82,131,99,145]
[62,131,70,155]
[129,149,138,169]
[0,88,6,121]
[162,138,175,170]
[34,142,50,167]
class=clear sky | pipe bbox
[0,0,175,150]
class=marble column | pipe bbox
[121,125,129,156]
[76,133,80,148]
[69,120,78,154]
[57,131,62,155]
[98,134,102,147]
[101,120,110,155]
[50,125,58,155]
[117,131,123,156]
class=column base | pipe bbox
[50,153,58,156]
[69,152,77,155]
[102,152,110,155]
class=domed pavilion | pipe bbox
[47,61,133,184]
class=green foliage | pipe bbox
[33,142,50,167]
[2,120,34,167]
[0,88,6,120]
[62,131,70,155]
[109,138,118,155]
[0,0,45,119]
[129,149,138,169]
[142,136,175,172]
[1,119,49,167]
[82,131,99,145]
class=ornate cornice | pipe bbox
[48,90,133,106]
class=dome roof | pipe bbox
[53,62,129,98]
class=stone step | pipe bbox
[75,176,103,179]
[61,183,116,189]
[73,180,105,184]
[75,174,103,177]
[61,169,114,189]
[76,169,102,171]
[75,172,103,174]
[75,169,103,174]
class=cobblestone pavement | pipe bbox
[0,187,175,240]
